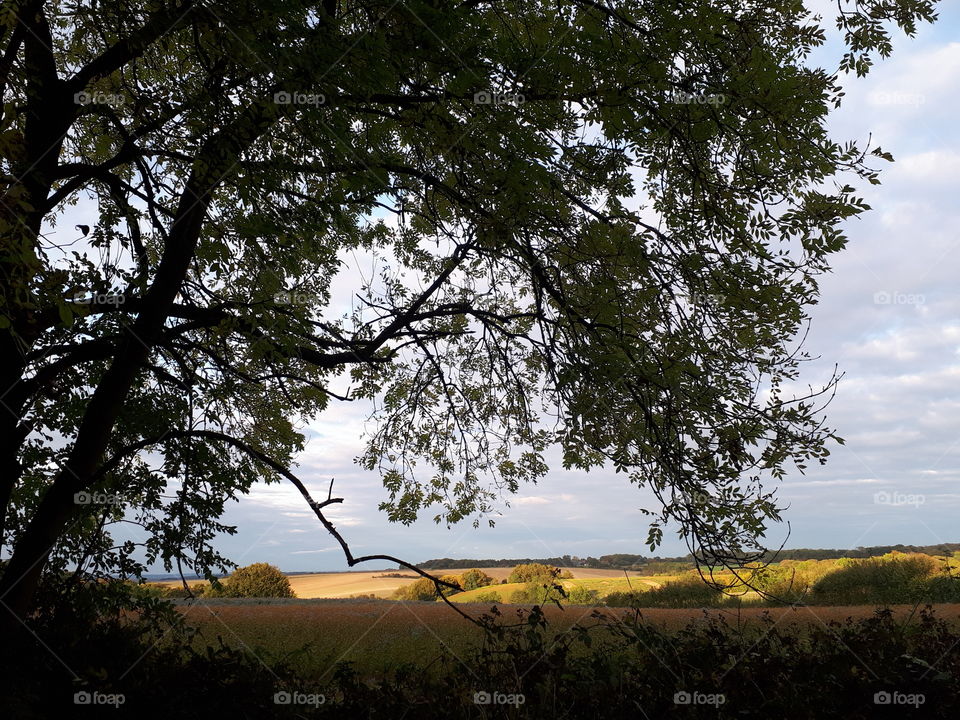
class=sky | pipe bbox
[56,4,960,573]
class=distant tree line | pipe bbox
[417,544,960,572]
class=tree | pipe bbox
[394,578,440,602]
[459,568,495,591]
[215,562,295,598]
[0,0,938,630]
[508,563,560,584]
[437,574,464,597]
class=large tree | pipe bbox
[0,0,937,626]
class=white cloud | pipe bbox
[151,7,960,571]
[511,496,551,506]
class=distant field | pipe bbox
[161,567,654,599]
[448,575,670,603]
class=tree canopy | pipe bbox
[0,0,938,623]
[207,562,295,598]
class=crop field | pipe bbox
[174,599,960,680]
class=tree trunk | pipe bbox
[0,171,212,633]
[0,102,277,635]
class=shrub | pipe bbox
[566,585,600,605]
[508,563,559,584]
[475,591,502,604]
[811,553,939,605]
[509,588,532,603]
[214,563,295,598]
[203,579,229,598]
[640,561,693,575]
[523,580,566,605]
[604,590,645,607]
[755,565,817,604]
[131,582,172,600]
[438,574,463,597]
[924,575,960,603]
[393,578,440,601]
[459,568,495,591]
[631,573,726,608]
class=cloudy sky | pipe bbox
[98,5,960,573]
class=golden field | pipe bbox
[161,566,651,599]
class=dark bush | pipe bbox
[924,575,960,603]
[604,590,646,607]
